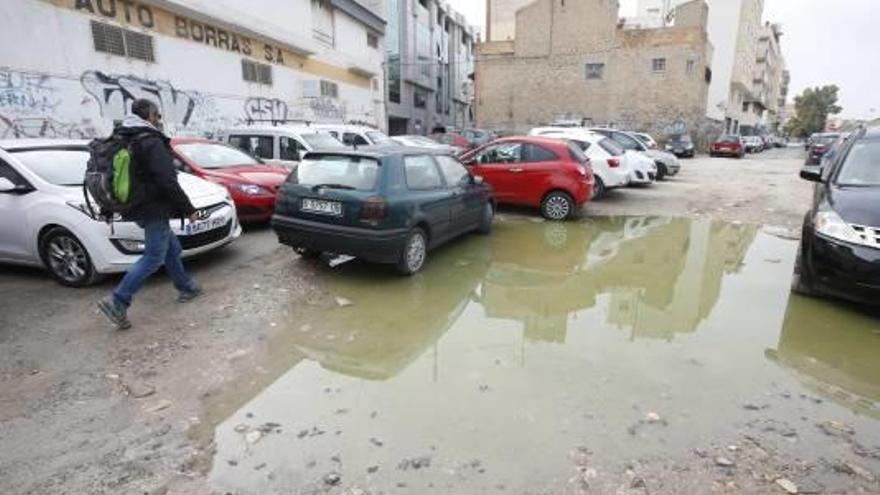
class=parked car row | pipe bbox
[709,133,786,158]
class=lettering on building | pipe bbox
[75,0,154,28]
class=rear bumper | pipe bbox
[234,196,277,223]
[805,232,880,306]
[272,214,408,264]
[712,148,742,157]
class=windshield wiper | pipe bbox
[311,183,356,191]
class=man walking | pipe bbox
[98,99,202,330]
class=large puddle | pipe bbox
[204,216,880,494]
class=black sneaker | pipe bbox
[97,297,132,330]
[177,286,203,303]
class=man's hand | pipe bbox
[188,212,198,224]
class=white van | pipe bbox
[312,124,394,147]
[220,125,343,169]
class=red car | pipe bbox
[460,136,593,220]
[710,135,745,158]
[170,137,290,222]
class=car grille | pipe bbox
[195,202,229,220]
[179,221,233,250]
[849,224,880,248]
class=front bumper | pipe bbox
[805,232,880,306]
[234,195,277,223]
[272,214,408,264]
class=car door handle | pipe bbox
[508,167,524,173]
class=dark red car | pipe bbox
[460,136,593,220]
[710,135,745,158]
[170,137,290,222]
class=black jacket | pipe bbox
[116,125,196,223]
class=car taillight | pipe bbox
[360,197,387,223]
[607,157,620,168]
[814,145,827,152]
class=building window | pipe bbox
[686,58,696,75]
[320,80,339,98]
[414,88,428,109]
[652,58,666,73]
[91,20,154,62]
[585,63,605,80]
[242,60,273,85]
[367,32,379,49]
[311,0,335,46]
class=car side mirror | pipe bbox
[800,167,822,182]
[0,177,31,194]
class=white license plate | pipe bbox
[302,198,343,216]
[184,217,227,235]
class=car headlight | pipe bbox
[66,200,122,221]
[815,210,869,246]
[230,183,268,196]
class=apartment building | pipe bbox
[0,0,386,138]
[382,0,477,135]
[630,0,788,134]
[476,0,713,141]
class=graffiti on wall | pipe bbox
[80,70,198,126]
[0,70,62,114]
[244,97,288,123]
[308,97,346,121]
[0,114,97,139]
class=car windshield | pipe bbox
[816,135,839,146]
[367,131,393,145]
[175,143,260,169]
[11,149,88,186]
[836,139,880,187]
[599,138,625,156]
[302,133,343,149]
[671,135,692,143]
[293,155,380,191]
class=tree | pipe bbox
[784,85,842,138]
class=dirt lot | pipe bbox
[4,147,878,495]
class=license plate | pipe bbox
[302,198,343,216]
[184,217,226,235]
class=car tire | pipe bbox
[396,227,428,275]
[591,177,606,200]
[791,242,816,296]
[476,202,494,235]
[294,247,322,259]
[39,227,101,287]
[540,191,575,221]
[655,162,668,181]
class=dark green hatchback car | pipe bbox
[272,147,496,274]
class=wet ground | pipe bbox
[1,148,879,494]
[201,217,880,494]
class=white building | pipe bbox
[0,0,386,139]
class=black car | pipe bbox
[794,126,880,306]
[272,147,495,275]
[664,134,696,158]
[806,133,841,165]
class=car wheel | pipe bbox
[655,162,668,181]
[591,177,606,200]
[294,247,322,259]
[396,227,428,275]
[791,242,816,296]
[39,227,100,287]
[540,191,574,221]
[476,202,494,235]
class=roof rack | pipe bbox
[243,118,313,127]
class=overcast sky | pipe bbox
[446,0,880,120]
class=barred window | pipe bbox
[91,20,154,62]
[320,80,339,98]
[652,58,667,73]
[242,60,273,85]
[585,63,605,80]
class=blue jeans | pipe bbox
[113,220,196,308]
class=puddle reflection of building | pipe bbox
[766,295,880,419]
[607,220,758,340]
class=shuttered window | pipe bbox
[91,20,154,62]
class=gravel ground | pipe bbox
[5,146,871,495]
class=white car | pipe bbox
[312,124,394,147]
[220,125,343,170]
[528,127,630,198]
[0,140,241,287]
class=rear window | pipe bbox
[292,155,380,191]
[10,149,89,186]
[599,138,625,156]
[718,135,740,143]
[816,135,840,146]
[176,143,260,169]
[836,139,880,187]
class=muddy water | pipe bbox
[206,216,880,494]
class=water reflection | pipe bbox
[767,295,880,418]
